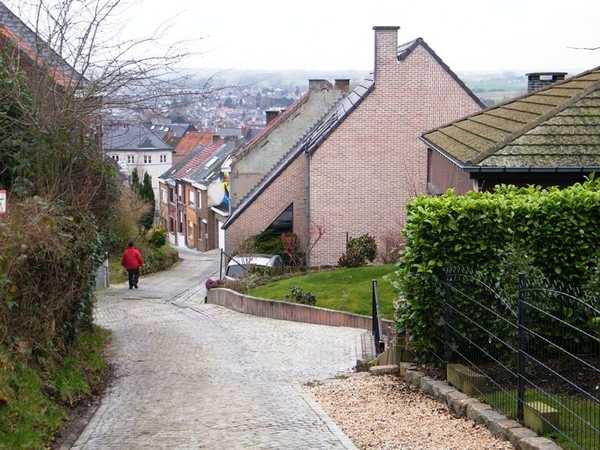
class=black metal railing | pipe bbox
[434,265,600,450]
[372,279,385,355]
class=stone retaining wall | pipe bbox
[207,287,395,332]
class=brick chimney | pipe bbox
[308,79,333,91]
[334,79,350,93]
[265,108,283,125]
[526,72,567,92]
[373,26,400,78]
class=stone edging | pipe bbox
[371,364,563,450]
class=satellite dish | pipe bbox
[207,181,224,206]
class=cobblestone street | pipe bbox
[68,248,366,449]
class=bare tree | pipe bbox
[0,0,233,352]
[0,0,236,208]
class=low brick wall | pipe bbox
[207,287,395,332]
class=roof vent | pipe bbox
[526,72,567,92]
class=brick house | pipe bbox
[158,137,240,249]
[222,26,484,266]
[102,121,173,206]
[420,67,600,194]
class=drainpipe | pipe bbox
[305,149,311,267]
[174,182,179,246]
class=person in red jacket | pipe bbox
[121,241,143,289]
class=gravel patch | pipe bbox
[305,372,514,450]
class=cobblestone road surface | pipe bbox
[69,247,366,449]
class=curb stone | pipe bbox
[397,363,561,450]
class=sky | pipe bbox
[117,0,600,76]
[7,0,600,77]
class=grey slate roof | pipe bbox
[194,141,237,186]
[421,66,600,171]
[103,122,172,152]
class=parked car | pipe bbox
[224,254,284,280]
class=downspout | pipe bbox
[174,181,179,246]
[305,149,311,267]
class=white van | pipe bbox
[224,254,284,280]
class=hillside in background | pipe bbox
[186,68,534,106]
[458,70,527,106]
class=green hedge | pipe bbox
[390,178,600,361]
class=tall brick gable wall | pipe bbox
[224,27,483,267]
[306,29,482,266]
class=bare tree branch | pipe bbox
[567,46,600,51]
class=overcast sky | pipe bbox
[7,0,600,77]
[115,0,600,76]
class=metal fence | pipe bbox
[432,265,600,450]
[372,279,385,355]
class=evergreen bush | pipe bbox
[339,234,378,267]
[390,178,600,363]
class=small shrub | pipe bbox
[148,227,167,248]
[205,278,222,290]
[339,234,378,267]
[284,285,317,306]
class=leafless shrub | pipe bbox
[377,229,405,264]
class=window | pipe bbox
[169,188,174,203]
[197,190,202,210]
[267,203,293,236]
[161,188,167,204]
[160,154,167,163]
[127,155,135,164]
[205,156,218,168]
[144,155,152,164]
[177,184,182,203]
[111,155,119,161]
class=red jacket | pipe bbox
[121,246,143,270]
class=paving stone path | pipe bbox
[69,247,365,449]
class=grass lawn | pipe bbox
[247,264,399,320]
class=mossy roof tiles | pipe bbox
[421,66,600,169]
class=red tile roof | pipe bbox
[173,131,214,158]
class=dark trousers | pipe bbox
[128,268,140,287]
